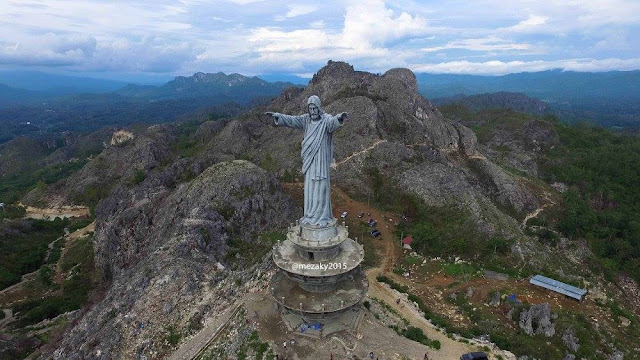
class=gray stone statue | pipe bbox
[266,95,348,227]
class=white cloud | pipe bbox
[410,58,640,75]
[1,0,640,76]
[226,0,265,4]
[285,4,318,18]
[502,15,548,32]
[247,0,431,72]
[249,28,333,53]
[342,0,430,49]
[0,33,201,72]
[422,36,531,53]
[310,20,325,29]
[0,33,96,66]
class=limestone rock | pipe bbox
[110,130,135,145]
[50,160,298,359]
[562,328,580,352]
[519,303,555,337]
[609,350,624,360]
[489,292,501,306]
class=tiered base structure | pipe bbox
[270,218,368,333]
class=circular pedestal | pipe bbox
[271,268,368,318]
[273,238,364,278]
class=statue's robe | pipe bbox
[274,112,343,227]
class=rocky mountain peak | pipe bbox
[382,68,417,92]
[171,71,256,86]
[311,60,356,84]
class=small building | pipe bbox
[529,275,587,301]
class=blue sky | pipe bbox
[1,0,639,80]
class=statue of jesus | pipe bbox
[266,95,348,227]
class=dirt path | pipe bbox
[168,302,243,360]
[521,206,545,228]
[0,308,13,326]
[0,221,95,300]
[20,203,90,220]
[330,186,515,359]
[368,279,480,358]
[332,139,387,168]
[331,185,399,273]
[0,236,62,297]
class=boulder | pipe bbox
[519,303,555,337]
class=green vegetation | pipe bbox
[165,325,182,346]
[376,275,409,293]
[395,202,512,262]
[129,169,147,186]
[60,235,93,272]
[0,218,68,289]
[258,152,279,173]
[38,265,54,286]
[541,122,640,282]
[402,326,441,350]
[442,262,481,277]
[0,203,26,219]
[346,219,381,269]
[443,102,640,283]
[11,233,96,327]
[236,330,271,360]
[72,183,112,208]
[225,230,285,269]
[372,297,409,325]
[0,159,87,203]
[47,238,64,265]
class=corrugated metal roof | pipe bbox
[529,275,588,301]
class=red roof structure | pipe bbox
[402,235,413,245]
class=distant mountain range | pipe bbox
[417,70,640,127]
[0,70,130,94]
[0,72,300,143]
[115,72,295,103]
[416,70,640,101]
[1,68,639,128]
[432,91,551,116]
[0,83,51,106]
[0,71,299,108]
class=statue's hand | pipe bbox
[264,112,279,124]
[338,112,348,122]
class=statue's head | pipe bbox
[307,95,323,121]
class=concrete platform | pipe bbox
[271,268,368,316]
[273,238,364,277]
[287,222,349,249]
[280,306,363,337]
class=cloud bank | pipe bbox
[0,0,638,76]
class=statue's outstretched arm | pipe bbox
[327,112,348,133]
[265,112,305,130]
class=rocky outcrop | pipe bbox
[212,60,544,238]
[476,118,559,177]
[110,129,134,145]
[433,92,550,116]
[519,303,556,337]
[22,125,177,207]
[562,328,580,352]
[50,160,298,359]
